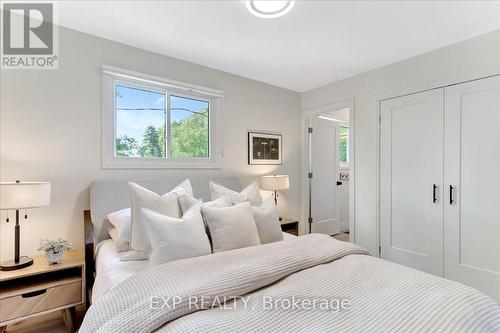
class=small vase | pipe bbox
[46,251,64,264]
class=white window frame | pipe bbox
[101,65,223,169]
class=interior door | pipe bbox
[444,75,500,302]
[310,116,340,235]
[380,88,444,276]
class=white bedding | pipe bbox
[92,232,297,302]
[92,239,149,302]
[82,234,500,333]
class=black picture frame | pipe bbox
[248,131,282,165]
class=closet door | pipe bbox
[444,75,500,301]
[380,88,444,276]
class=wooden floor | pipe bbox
[332,231,350,242]
[4,306,85,333]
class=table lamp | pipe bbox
[260,175,289,220]
[0,181,51,271]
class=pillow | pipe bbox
[178,194,232,215]
[209,181,263,206]
[143,202,211,267]
[252,197,284,244]
[178,194,232,247]
[202,202,261,253]
[125,179,193,260]
[108,228,130,252]
[107,208,131,247]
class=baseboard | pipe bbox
[340,221,349,232]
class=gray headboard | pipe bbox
[90,177,241,245]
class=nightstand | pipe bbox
[0,250,85,333]
[280,218,299,236]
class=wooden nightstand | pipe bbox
[0,250,85,333]
[280,218,299,236]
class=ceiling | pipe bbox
[54,1,500,92]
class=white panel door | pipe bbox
[444,75,500,302]
[380,88,444,276]
[310,116,340,235]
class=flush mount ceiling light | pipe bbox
[246,0,295,19]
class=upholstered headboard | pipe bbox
[89,177,241,245]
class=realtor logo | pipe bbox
[1,2,58,69]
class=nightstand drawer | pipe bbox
[0,280,81,322]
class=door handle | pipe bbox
[449,185,454,205]
[433,184,438,203]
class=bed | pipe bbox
[92,233,297,302]
[81,177,500,333]
[85,177,294,302]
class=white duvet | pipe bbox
[92,240,149,302]
[92,232,297,302]
[82,234,500,333]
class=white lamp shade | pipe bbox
[0,182,51,210]
[260,175,289,191]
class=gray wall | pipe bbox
[301,30,500,255]
[0,27,300,260]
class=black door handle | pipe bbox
[433,184,438,203]
[336,181,342,186]
[449,185,454,205]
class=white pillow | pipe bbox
[125,180,193,260]
[178,194,232,214]
[107,208,131,247]
[209,181,263,206]
[108,228,130,252]
[202,202,261,253]
[252,197,284,244]
[178,194,232,247]
[143,202,211,267]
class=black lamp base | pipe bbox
[0,256,33,271]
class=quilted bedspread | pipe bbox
[80,234,500,333]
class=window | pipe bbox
[114,86,210,159]
[170,95,209,158]
[102,66,223,169]
[339,126,349,166]
[115,84,166,158]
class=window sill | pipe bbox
[102,157,223,170]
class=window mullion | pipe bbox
[165,91,171,159]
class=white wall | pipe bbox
[0,27,300,260]
[301,30,500,255]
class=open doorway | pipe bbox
[317,108,350,241]
[301,100,354,242]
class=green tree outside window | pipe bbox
[339,126,349,164]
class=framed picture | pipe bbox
[248,132,282,165]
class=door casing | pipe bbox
[300,99,355,241]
